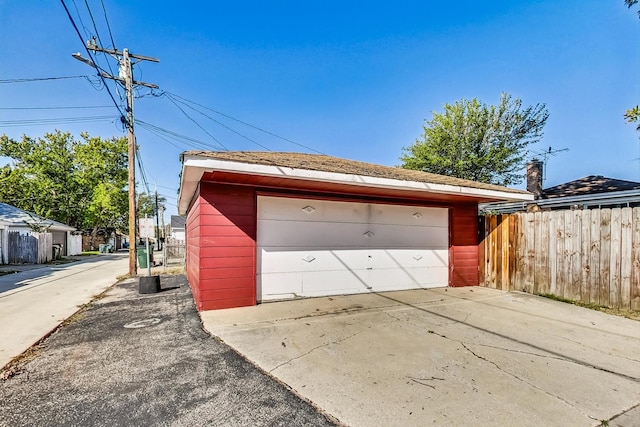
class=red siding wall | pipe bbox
[185,187,202,306]
[450,203,480,287]
[186,182,257,310]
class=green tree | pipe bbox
[137,192,167,218]
[400,93,549,186]
[0,131,128,232]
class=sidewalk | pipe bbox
[0,253,129,369]
[0,276,337,427]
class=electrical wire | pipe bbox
[0,115,118,127]
[164,92,272,151]
[0,76,90,83]
[137,120,218,151]
[164,91,326,155]
[163,95,229,151]
[60,0,127,122]
[100,0,117,49]
[82,0,123,101]
[0,105,113,110]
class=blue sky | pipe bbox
[1,1,639,218]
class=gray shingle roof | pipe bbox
[543,176,640,198]
[182,151,530,195]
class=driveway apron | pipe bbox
[201,287,640,427]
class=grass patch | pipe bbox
[538,293,640,321]
[81,251,100,255]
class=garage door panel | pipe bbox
[260,248,371,273]
[367,224,448,248]
[258,219,369,247]
[369,205,449,227]
[258,271,303,300]
[300,270,370,296]
[258,197,367,224]
[367,249,448,269]
[366,266,448,290]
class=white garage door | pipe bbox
[257,196,449,301]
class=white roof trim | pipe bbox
[178,155,533,215]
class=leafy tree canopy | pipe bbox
[400,93,549,186]
[0,131,128,230]
[137,192,167,219]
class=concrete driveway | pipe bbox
[201,287,640,427]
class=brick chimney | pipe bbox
[526,158,544,199]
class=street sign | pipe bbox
[139,218,155,239]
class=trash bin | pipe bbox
[98,244,106,254]
[137,247,148,268]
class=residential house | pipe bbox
[0,203,79,264]
[481,159,640,214]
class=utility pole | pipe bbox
[154,182,160,251]
[72,40,158,276]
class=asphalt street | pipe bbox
[0,276,337,427]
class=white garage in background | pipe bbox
[257,196,449,301]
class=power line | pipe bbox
[0,115,118,127]
[100,0,117,49]
[0,76,90,83]
[137,120,220,151]
[82,0,123,101]
[163,95,229,151]
[165,91,326,155]
[60,0,127,120]
[164,92,272,151]
[0,105,113,110]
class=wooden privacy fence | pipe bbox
[480,208,640,310]
[7,231,53,264]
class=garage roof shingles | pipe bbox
[183,151,529,195]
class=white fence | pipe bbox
[67,234,82,255]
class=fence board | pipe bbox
[548,212,558,295]
[533,212,542,294]
[620,208,632,309]
[599,210,612,306]
[539,212,551,294]
[514,213,525,289]
[589,209,601,305]
[489,217,498,288]
[555,212,566,298]
[501,215,510,291]
[580,210,591,303]
[508,214,517,290]
[632,209,640,310]
[496,216,503,289]
[568,210,582,301]
[523,213,535,293]
[609,209,622,308]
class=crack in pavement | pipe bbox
[380,309,635,423]
[268,317,400,374]
[456,341,601,423]
[546,332,640,364]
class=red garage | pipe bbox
[178,151,532,311]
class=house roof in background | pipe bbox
[170,215,186,229]
[0,203,76,231]
[543,175,640,199]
